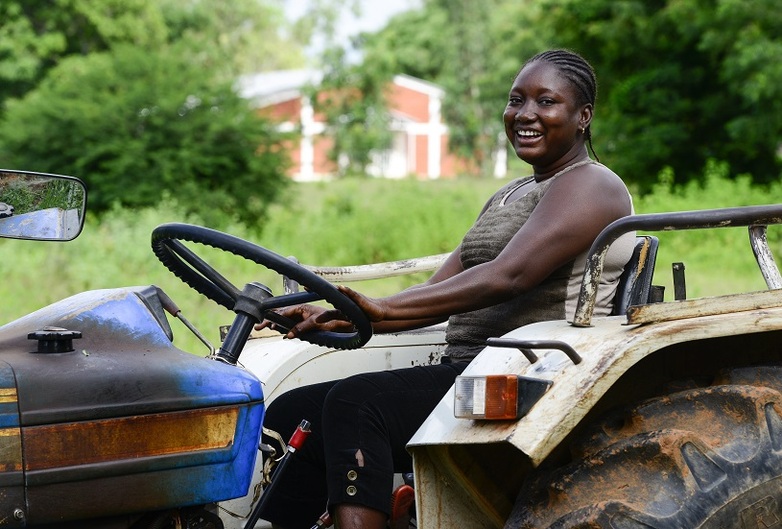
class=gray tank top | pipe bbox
[444,161,635,360]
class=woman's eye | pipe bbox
[539,98,555,106]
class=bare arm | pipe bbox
[343,166,630,322]
[368,247,465,333]
[257,241,467,336]
[274,166,631,338]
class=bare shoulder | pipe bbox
[545,162,632,217]
[557,162,627,193]
[574,162,626,188]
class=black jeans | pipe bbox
[258,361,469,529]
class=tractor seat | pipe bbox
[611,235,659,316]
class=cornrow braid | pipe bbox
[524,49,600,161]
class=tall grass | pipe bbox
[0,168,779,355]
[634,161,782,298]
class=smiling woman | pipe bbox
[256,48,635,529]
[503,50,599,178]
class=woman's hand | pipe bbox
[256,303,357,339]
[255,303,322,332]
[337,285,386,322]
[255,287,387,339]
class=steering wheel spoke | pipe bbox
[262,310,298,334]
[166,239,241,299]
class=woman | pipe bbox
[258,49,635,529]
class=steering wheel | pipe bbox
[151,223,372,350]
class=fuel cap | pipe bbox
[28,326,82,353]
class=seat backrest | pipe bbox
[611,235,659,316]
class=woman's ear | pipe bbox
[580,104,594,131]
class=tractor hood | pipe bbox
[0,285,264,525]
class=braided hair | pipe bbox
[524,49,600,161]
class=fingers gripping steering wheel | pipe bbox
[151,223,373,351]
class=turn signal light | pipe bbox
[454,375,552,420]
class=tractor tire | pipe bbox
[505,365,782,529]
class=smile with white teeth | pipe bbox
[517,130,542,137]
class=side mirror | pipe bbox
[0,170,87,241]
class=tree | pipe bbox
[0,1,312,225]
[0,45,290,226]
[310,39,395,177]
[159,0,305,76]
[349,0,782,187]
[0,0,168,108]
[289,0,361,58]
[358,0,542,177]
[430,0,503,174]
[538,0,782,189]
[276,0,396,178]
[0,0,306,111]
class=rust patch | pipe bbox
[23,406,239,470]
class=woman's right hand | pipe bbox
[256,304,356,339]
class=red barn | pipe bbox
[239,70,478,181]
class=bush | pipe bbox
[0,44,290,227]
[635,160,782,297]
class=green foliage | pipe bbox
[311,45,394,177]
[0,45,290,227]
[635,160,782,297]
[359,8,450,84]
[0,177,509,354]
[360,0,533,174]
[158,0,305,75]
[434,0,499,171]
[292,0,361,53]
[0,0,168,107]
[260,177,505,265]
[536,0,782,190]
[351,0,782,188]
[0,175,84,215]
[0,1,304,110]
[0,0,309,227]
[0,174,777,355]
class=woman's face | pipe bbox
[503,61,592,171]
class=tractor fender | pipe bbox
[411,300,782,464]
[408,295,782,528]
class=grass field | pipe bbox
[1,169,779,355]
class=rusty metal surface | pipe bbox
[627,288,782,325]
[573,204,782,326]
[412,445,503,529]
[23,407,238,471]
[411,300,782,462]
[409,300,782,527]
[749,225,782,289]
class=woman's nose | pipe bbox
[515,107,531,121]
[515,103,534,121]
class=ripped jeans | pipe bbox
[258,361,468,529]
